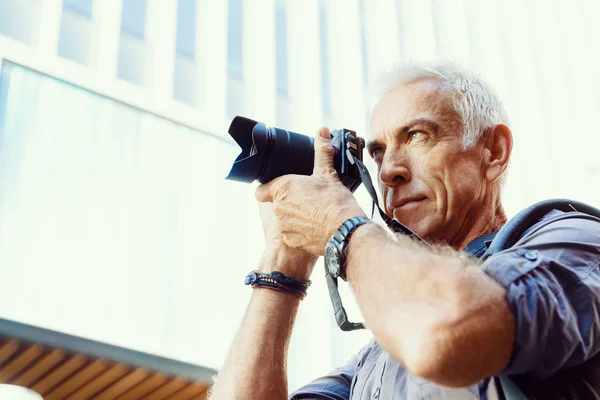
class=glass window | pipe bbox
[227,0,244,119]
[396,0,405,56]
[62,0,93,18]
[275,0,288,97]
[176,0,197,59]
[117,0,150,86]
[227,0,243,79]
[318,0,332,119]
[275,0,290,126]
[358,0,369,86]
[58,0,95,65]
[227,76,245,120]
[121,0,147,38]
[0,0,42,45]
[173,55,202,107]
[358,0,370,126]
[173,0,201,106]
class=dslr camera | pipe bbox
[226,116,365,191]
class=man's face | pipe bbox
[367,79,488,244]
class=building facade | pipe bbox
[1,0,600,393]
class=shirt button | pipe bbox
[373,388,380,398]
[524,250,538,261]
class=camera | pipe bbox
[225,116,366,192]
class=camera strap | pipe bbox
[352,158,428,244]
[326,157,430,332]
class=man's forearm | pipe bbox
[209,248,314,400]
[208,289,299,400]
[345,223,514,386]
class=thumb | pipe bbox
[313,127,336,176]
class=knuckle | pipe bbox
[282,234,293,247]
[326,168,338,178]
[280,177,293,192]
[273,179,291,200]
[318,142,334,154]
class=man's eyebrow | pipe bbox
[366,139,383,152]
[395,117,442,135]
[367,117,442,151]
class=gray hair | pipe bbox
[368,60,509,150]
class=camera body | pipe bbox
[330,128,365,192]
[226,116,366,193]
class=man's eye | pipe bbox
[371,148,384,159]
[408,131,423,141]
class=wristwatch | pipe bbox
[324,216,372,281]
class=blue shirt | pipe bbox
[290,210,600,399]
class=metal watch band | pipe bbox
[328,216,372,280]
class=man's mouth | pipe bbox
[392,197,427,210]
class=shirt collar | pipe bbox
[464,232,498,258]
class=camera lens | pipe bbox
[226,116,315,184]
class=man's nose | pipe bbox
[379,153,411,187]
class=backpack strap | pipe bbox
[484,199,600,258]
[494,376,529,400]
[485,199,600,400]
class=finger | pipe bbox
[255,181,275,203]
[255,176,288,202]
[313,127,336,176]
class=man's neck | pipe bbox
[452,196,507,251]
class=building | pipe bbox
[1,0,600,395]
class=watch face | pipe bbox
[325,242,341,278]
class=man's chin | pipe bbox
[392,216,424,236]
[392,213,433,240]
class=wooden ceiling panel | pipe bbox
[0,339,20,364]
[32,354,88,395]
[114,372,169,400]
[93,368,150,400]
[0,319,217,400]
[65,364,130,400]
[188,390,210,400]
[0,344,43,382]
[10,349,66,387]
[143,376,189,400]
[168,382,208,400]
[45,359,109,399]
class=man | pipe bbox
[209,61,600,399]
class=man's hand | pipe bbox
[255,127,366,256]
[258,202,317,280]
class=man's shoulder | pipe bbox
[517,208,600,249]
[485,207,600,278]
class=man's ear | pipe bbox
[483,124,513,183]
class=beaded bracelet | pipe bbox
[244,270,312,300]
